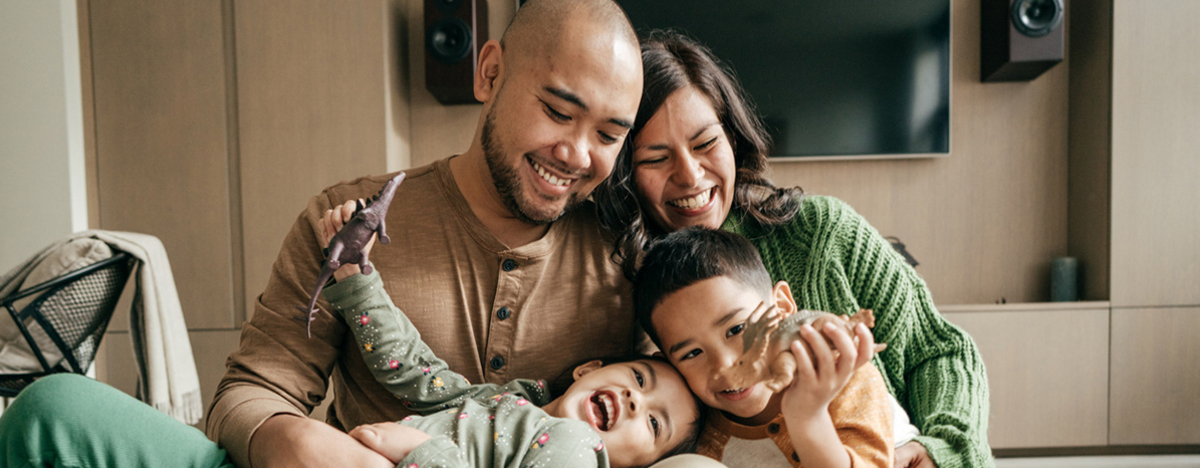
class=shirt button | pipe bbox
[501,259,517,272]
[490,356,505,370]
[768,423,780,434]
[497,307,511,320]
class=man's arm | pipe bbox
[205,191,377,468]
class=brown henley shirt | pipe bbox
[204,158,634,467]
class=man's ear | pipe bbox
[572,360,604,381]
[772,280,797,316]
[474,40,504,102]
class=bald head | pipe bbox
[501,0,639,66]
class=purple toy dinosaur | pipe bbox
[299,172,405,337]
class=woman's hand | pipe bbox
[349,422,433,464]
[317,199,375,281]
[780,322,861,420]
[894,441,936,468]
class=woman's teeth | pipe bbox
[721,388,744,394]
[532,160,571,187]
[668,188,712,209]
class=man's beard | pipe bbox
[481,107,582,226]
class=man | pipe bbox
[205,1,645,467]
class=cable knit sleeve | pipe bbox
[731,196,994,468]
[815,196,993,468]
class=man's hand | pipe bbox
[317,199,376,282]
[894,441,937,468]
[349,422,433,464]
[250,414,393,468]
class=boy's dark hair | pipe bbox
[634,227,773,345]
[550,354,707,463]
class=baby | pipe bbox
[313,201,704,468]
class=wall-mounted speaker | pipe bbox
[425,0,488,104]
[981,0,1064,82]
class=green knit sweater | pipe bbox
[723,195,993,468]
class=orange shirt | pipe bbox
[697,365,894,468]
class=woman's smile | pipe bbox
[633,86,737,232]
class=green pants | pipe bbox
[0,373,234,468]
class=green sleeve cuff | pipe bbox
[321,270,384,314]
[400,435,468,468]
[914,435,994,468]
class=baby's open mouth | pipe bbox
[589,391,619,431]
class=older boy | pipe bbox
[636,227,894,468]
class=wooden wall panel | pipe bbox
[1067,0,1112,302]
[1109,307,1200,444]
[406,0,1070,305]
[943,305,1109,448]
[405,0,515,168]
[234,1,389,316]
[772,0,1070,306]
[1109,0,1200,308]
[90,0,236,330]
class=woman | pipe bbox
[594,30,992,468]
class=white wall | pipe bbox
[0,0,88,271]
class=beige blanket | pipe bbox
[0,231,201,424]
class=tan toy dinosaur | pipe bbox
[717,306,887,393]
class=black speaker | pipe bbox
[425,0,488,104]
[981,0,1064,82]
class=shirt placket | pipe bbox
[485,255,523,383]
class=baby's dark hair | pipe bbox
[550,354,707,464]
[634,227,774,346]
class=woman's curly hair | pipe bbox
[594,29,803,279]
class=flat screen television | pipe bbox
[614,0,951,159]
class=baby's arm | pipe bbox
[317,203,536,414]
[323,270,534,413]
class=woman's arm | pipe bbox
[825,197,993,468]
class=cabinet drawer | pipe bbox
[944,308,1109,448]
[1109,307,1200,444]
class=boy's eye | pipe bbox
[634,368,645,387]
[726,323,745,338]
[679,349,701,361]
[598,131,619,145]
[650,415,661,438]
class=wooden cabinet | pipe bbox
[1109,307,1200,445]
[1064,0,1200,448]
[1107,0,1200,309]
[942,304,1110,449]
[1070,0,1200,308]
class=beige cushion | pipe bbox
[0,239,112,373]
